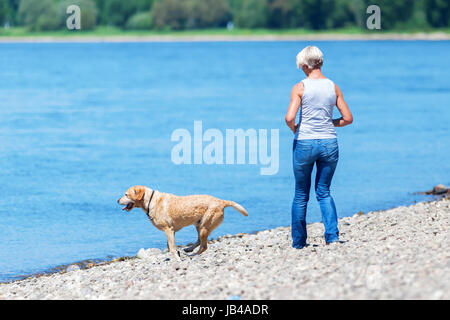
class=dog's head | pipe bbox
[117,185,146,212]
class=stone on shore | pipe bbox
[422,184,449,196]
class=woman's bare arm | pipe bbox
[333,84,353,127]
[285,83,303,134]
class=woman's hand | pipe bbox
[285,83,303,134]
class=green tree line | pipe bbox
[0,0,449,31]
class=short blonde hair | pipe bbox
[296,46,324,69]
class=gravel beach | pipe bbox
[1,198,448,300]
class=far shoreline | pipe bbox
[1,32,450,43]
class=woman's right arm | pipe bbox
[333,84,353,127]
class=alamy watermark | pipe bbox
[62,4,381,32]
[66,5,81,30]
[366,5,381,30]
[171,121,279,176]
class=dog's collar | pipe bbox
[146,190,155,218]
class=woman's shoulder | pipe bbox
[321,77,335,85]
[293,81,305,94]
[322,78,337,90]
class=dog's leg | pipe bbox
[164,228,181,261]
[196,228,210,255]
[184,225,201,253]
[196,210,224,255]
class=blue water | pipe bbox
[0,41,448,283]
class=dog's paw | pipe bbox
[169,251,181,262]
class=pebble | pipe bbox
[65,265,81,272]
[136,248,162,260]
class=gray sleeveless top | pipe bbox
[295,78,337,140]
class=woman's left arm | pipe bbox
[333,84,353,127]
[285,83,303,134]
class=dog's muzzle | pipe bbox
[118,197,134,212]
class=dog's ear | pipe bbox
[134,186,145,201]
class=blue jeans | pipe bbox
[291,138,339,248]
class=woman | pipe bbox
[285,46,353,249]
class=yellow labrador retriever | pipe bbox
[117,186,248,260]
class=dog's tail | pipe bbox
[224,201,248,216]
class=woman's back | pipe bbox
[296,78,337,140]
